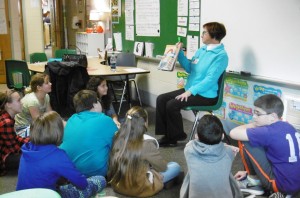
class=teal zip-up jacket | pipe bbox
[177,44,228,98]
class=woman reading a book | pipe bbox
[155,22,228,147]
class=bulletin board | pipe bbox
[112,0,200,57]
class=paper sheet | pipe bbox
[136,24,160,37]
[177,27,187,37]
[189,8,200,16]
[125,9,134,25]
[125,0,134,10]
[135,0,160,24]
[189,23,199,31]
[145,42,154,58]
[113,32,123,51]
[123,68,147,72]
[187,35,199,60]
[125,25,134,41]
[106,38,113,51]
[178,0,188,16]
[189,16,200,24]
[189,1,200,9]
[178,17,187,26]
[135,0,160,37]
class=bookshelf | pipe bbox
[76,32,105,56]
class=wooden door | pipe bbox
[0,0,11,83]
[49,0,64,53]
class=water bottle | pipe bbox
[110,53,116,72]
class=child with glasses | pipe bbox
[230,94,300,197]
[16,111,106,198]
[108,106,181,197]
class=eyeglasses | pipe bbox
[202,31,208,36]
[253,110,269,117]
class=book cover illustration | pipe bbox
[177,71,188,89]
[158,44,180,71]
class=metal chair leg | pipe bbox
[131,80,142,106]
[108,82,118,103]
[189,111,202,140]
[118,81,127,115]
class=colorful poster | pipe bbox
[253,84,282,101]
[224,77,249,101]
[214,101,227,120]
[177,71,188,88]
[227,102,253,124]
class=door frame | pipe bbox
[0,0,12,83]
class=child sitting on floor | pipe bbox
[16,111,106,198]
[230,94,300,197]
[108,106,182,197]
[180,114,242,198]
[0,90,29,176]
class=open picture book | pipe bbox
[158,44,181,71]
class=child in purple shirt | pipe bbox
[230,94,300,197]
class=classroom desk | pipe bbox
[28,57,150,107]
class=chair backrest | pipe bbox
[184,71,226,111]
[54,49,76,58]
[117,52,136,80]
[212,71,226,110]
[106,52,137,81]
[116,52,136,67]
[30,52,48,63]
[4,60,31,89]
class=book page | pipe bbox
[158,45,180,71]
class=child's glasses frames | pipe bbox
[253,110,269,116]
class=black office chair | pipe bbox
[5,60,31,91]
[183,72,230,143]
[106,52,142,115]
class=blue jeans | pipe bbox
[160,162,181,183]
[59,175,106,198]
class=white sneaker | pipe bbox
[268,192,285,198]
[237,177,264,195]
[247,175,262,186]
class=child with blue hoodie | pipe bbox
[16,111,106,198]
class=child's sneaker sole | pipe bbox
[241,187,264,195]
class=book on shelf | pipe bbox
[158,44,180,71]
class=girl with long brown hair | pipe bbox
[108,106,181,197]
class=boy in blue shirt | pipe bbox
[230,94,300,197]
[60,90,118,177]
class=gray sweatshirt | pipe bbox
[180,140,242,198]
